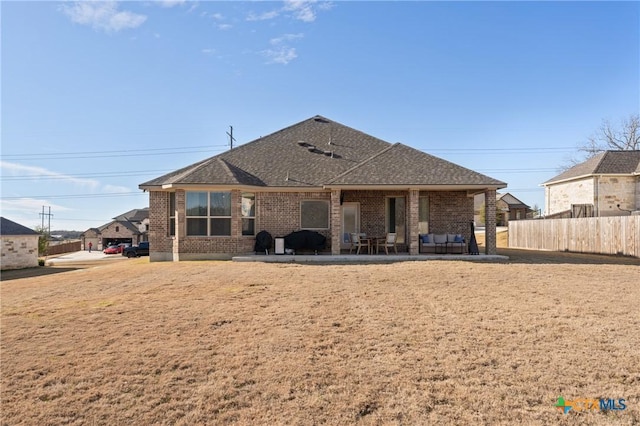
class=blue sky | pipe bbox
[2,1,639,231]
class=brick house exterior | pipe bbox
[474,192,532,226]
[543,151,640,218]
[141,116,506,261]
[1,217,40,270]
[81,208,149,250]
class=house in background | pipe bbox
[140,116,506,261]
[81,208,149,250]
[1,217,40,270]
[543,150,640,218]
[474,192,533,226]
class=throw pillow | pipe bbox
[454,235,463,243]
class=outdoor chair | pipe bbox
[349,233,370,254]
[376,233,397,255]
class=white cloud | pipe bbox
[247,10,280,21]
[201,48,216,54]
[262,47,297,65]
[283,0,317,22]
[217,23,233,30]
[1,161,99,189]
[270,33,304,45]
[1,198,71,215]
[0,162,131,195]
[210,13,224,20]
[102,184,133,193]
[60,1,147,33]
[158,0,186,7]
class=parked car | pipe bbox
[103,244,120,254]
[122,241,149,258]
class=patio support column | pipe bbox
[330,189,341,255]
[484,189,497,255]
[407,189,419,255]
[173,189,185,262]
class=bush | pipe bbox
[38,258,45,267]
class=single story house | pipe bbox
[474,192,532,226]
[1,217,40,270]
[140,116,507,261]
[543,150,640,218]
[81,208,149,250]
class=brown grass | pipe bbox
[2,252,639,425]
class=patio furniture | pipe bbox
[350,233,370,254]
[376,233,397,255]
[419,233,466,254]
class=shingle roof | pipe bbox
[544,150,640,184]
[0,217,39,236]
[113,208,149,222]
[141,115,506,189]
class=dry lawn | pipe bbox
[2,251,639,425]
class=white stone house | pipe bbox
[543,151,640,218]
[1,217,40,270]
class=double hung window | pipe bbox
[186,191,232,236]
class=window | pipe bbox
[186,191,231,236]
[115,226,119,232]
[418,196,429,234]
[386,197,405,243]
[301,200,329,229]
[169,192,175,236]
[241,193,255,236]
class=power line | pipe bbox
[1,169,173,181]
[1,192,145,200]
[1,148,226,161]
[1,145,228,158]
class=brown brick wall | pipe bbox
[422,191,474,242]
[149,188,475,260]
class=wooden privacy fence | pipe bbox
[46,241,82,256]
[509,216,640,258]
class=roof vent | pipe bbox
[323,150,334,158]
[297,141,309,147]
[314,117,330,123]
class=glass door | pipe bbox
[341,203,360,250]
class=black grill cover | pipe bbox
[283,230,326,252]
[254,230,273,253]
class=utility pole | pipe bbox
[226,125,236,150]
[39,206,53,234]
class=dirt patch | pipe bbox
[2,253,638,424]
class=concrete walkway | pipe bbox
[45,250,126,266]
[233,253,508,264]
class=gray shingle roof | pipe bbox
[113,208,149,222]
[0,217,39,236]
[544,150,640,184]
[141,116,506,189]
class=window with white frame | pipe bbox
[186,191,231,236]
[301,200,329,229]
[241,193,255,236]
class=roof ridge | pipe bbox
[325,143,398,185]
[592,151,610,173]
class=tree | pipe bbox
[563,114,640,170]
[34,225,50,256]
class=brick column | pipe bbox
[407,189,419,254]
[173,189,185,262]
[331,189,341,255]
[484,189,497,255]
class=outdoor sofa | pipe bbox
[419,233,466,254]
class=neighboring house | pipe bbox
[1,217,40,270]
[543,151,640,218]
[474,193,532,226]
[81,208,149,250]
[140,116,506,261]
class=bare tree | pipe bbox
[561,114,639,170]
